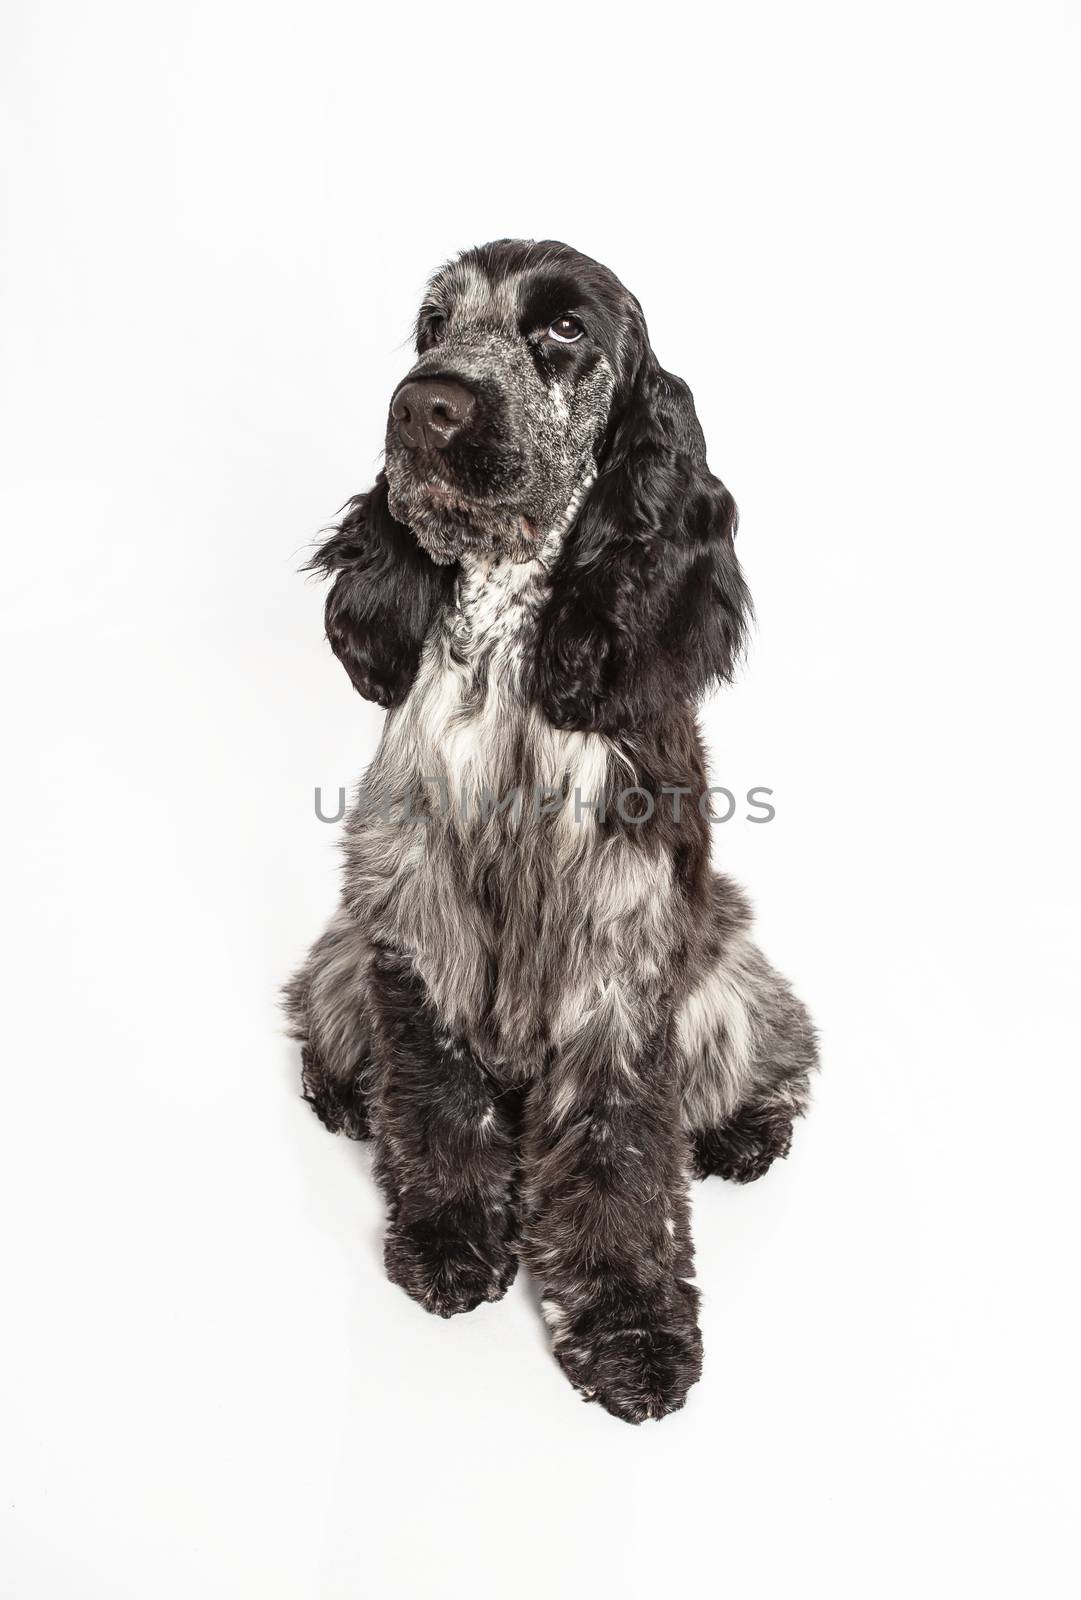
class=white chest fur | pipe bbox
[379,538,609,831]
[450,548,549,661]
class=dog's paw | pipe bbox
[549,1283,703,1424]
[690,1106,794,1184]
[300,1045,370,1140]
[384,1217,517,1319]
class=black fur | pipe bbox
[536,364,751,734]
[309,475,455,709]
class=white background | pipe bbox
[2,2,1078,1595]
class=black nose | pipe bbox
[392,379,476,451]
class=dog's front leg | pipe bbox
[369,949,519,1318]
[523,1006,703,1423]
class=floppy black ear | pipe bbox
[535,360,751,734]
[307,474,455,709]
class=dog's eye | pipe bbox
[547,316,584,344]
[425,312,447,343]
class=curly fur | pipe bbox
[285,239,819,1423]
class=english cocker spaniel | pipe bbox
[286,239,818,1423]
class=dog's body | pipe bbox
[286,241,818,1422]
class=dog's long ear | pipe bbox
[307,474,455,708]
[535,353,751,733]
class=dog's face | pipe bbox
[384,241,642,564]
[315,238,748,726]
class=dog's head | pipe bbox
[312,240,750,728]
[383,241,635,564]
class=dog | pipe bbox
[285,239,818,1423]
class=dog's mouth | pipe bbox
[385,469,541,564]
[422,481,535,538]
[421,480,483,520]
